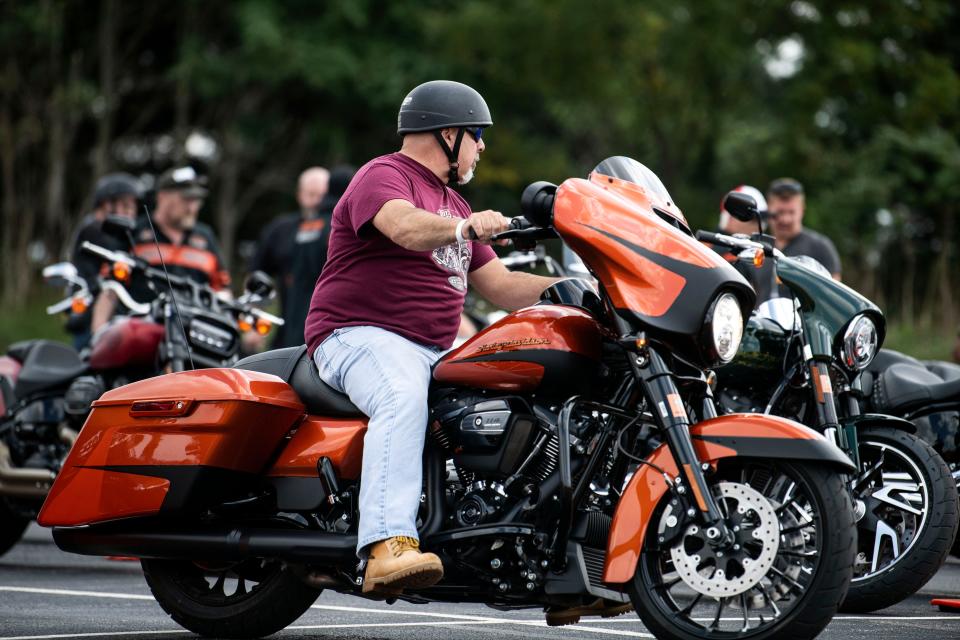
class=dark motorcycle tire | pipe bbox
[630,462,855,640]
[142,558,322,638]
[0,500,29,557]
[841,427,959,613]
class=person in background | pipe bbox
[91,166,229,331]
[716,184,776,305]
[283,165,356,346]
[250,167,329,348]
[68,172,142,348]
[767,177,842,280]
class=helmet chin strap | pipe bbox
[434,129,465,185]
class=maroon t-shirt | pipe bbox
[305,152,497,353]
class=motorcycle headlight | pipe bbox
[841,314,878,371]
[705,293,744,365]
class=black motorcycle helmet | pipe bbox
[397,80,493,184]
[93,172,142,208]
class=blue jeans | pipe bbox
[313,326,442,554]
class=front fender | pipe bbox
[602,413,854,584]
[843,412,917,434]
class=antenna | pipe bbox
[142,204,195,371]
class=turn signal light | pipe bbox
[752,249,764,268]
[238,315,254,332]
[129,399,192,417]
[71,296,89,314]
[112,261,131,283]
[255,318,272,335]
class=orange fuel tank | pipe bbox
[433,305,606,397]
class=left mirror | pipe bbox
[42,262,80,287]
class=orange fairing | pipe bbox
[269,417,368,480]
[38,369,304,527]
[602,414,828,585]
[553,174,737,318]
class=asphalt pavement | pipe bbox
[1,524,959,640]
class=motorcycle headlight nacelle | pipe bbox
[841,314,878,371]
[703,292,744,365]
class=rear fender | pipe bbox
[602,413,854,584]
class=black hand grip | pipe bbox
[467,226,478,240]
[695,230,724,245]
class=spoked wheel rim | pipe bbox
[852,440,929,582]
[640,462,825,637]
[168,558,282,607]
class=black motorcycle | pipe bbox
[858,348,960,553]
[706,191,959,613]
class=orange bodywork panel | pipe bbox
[602,414,824,584]
[554,175,732,318]
[38,369,305,527]
[434,305,604,393]
[269,417,368,480]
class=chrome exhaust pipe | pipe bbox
[0,441,55,499]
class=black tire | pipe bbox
[630,461,856,640]
[0,500,30,557]
[841,427,959,613]
[142,558,321,638]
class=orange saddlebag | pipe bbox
[38,369,304,527]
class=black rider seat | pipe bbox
[13,340,87,398]
[234,345,363,417]
[874,362,960,413]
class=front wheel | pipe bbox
[142,558,321,638]
[630,460,855,640]
[842,427,959,613]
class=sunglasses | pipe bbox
[464,127,484,143]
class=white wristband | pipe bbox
[455,219,470,245]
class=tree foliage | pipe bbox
[0,0,956,330]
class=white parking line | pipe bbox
[7,583,956,640]
[0,632,188,640]
[0,586,154,600]
[0,586,656,638]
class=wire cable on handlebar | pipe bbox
[142,204,195,371]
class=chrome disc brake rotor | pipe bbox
[668,482,780,598]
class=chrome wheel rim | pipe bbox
[641,463,824,636]
[852,440,928,582]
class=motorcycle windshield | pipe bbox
[592,156,673,204]
[591,156,685,225]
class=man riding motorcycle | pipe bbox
[68,172,142,347]
[90,166,230,332]
[304,80,561,595]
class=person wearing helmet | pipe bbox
[713,184,776,305]
[305,81,561,595]
[67,172,142,347]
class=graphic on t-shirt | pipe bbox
[431,208,472,292]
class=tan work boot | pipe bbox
[362,536,444,594]
[545,598,634,626]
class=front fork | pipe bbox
[803,346,861,468]
[631,346,727,531]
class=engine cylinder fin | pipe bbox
[533,432,560,482]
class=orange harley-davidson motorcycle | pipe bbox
[39,157,856,640]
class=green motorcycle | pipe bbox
[704,192,958,613]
